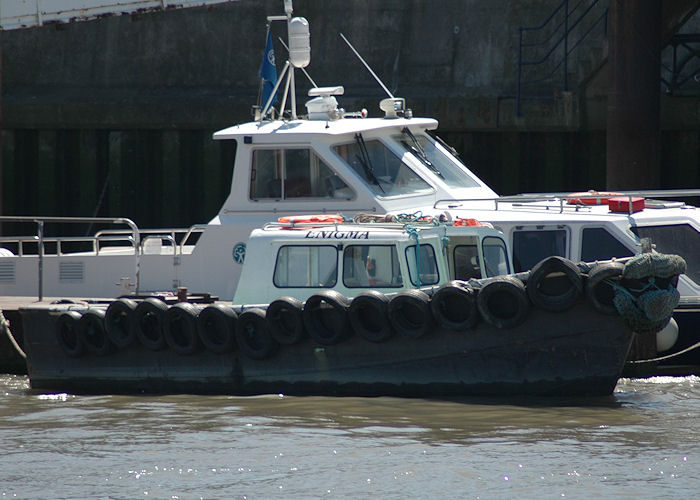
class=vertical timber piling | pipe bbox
[606,0,662,190]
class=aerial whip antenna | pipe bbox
[339,32,409,118]
[339,33,394,99]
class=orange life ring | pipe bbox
[453,217,483,227]
[277,214,344,224]
[566,190,622,205]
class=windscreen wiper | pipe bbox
[401,127,443,179]
[354,133,385,193]
[427,129,461,158]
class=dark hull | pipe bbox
[21,301,634,397]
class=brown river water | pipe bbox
[1,374,699,499]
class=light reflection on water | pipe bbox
[1,375,699,499]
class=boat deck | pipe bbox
[1,296,112,311]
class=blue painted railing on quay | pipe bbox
[516,0,609,116]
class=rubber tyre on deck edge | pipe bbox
[134,297,168,351]
[348,290,393,342]
[430,281,479,331]
[197,303,237,354]
[526,256,583,312]
[56,310,85,358]
[303,291,352,345]
[267,297,306,345]
[236,308,278,360]
[477,276,530,329]
[79,308,113,356]
[388,289,433,338]
[164,302,200,355]
[105,298,138,349]
[585,261,625,315]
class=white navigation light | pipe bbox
[288,17,311,68]
[379,97,406,118]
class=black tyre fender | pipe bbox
[134,297,168,351]
[303,290,352,345]
[348,290,393,342]
[266,297,306,345]
[79,308,114,356]
[388,289,434,338]
[197,303,237,354]
[104,298,138,349]
[430,280,479,331]
[236,308,278,360]
[164,302,200,355]
[526,256,583,312]
[585,261,625,315]
[55,310,85,357]
[477,276,530,329]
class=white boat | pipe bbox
[1,0,699,365]
[17,214,684,396]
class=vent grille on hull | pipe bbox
[0,262,15,283]
[59,262,84,283]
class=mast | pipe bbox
[260,0,310,121]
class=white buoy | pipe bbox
[656,317,679,352]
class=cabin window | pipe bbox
[343,245,403,288]
[482,236,510,277]
[580,227,634,262]
[393,130,481,189]
[631,224,700,285]
[512,228,567,272]
[273,245,338,288]
[333,136,433,197]
[405,244,439,286]
[250,148,353,200]
[454,245,481,280]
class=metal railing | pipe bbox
[663,33,700,96]
[94,225,205,256]
[435,189,700,215]
[0,216,140,300]
[516,0,608,115]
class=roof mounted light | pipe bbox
[380,97,406,119]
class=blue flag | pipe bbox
[260,30,278,107]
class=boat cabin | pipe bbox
[233,216,511,305]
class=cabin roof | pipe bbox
[212,116,439,140]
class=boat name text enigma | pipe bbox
[305,230,370,240]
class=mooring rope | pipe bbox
[628,340,700,365]
[404,225,422,288]
[0,311,27,360]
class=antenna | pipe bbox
[340,33,410,119]
[340,33,394,99]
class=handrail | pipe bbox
[141,234,177,254]
[434,189,700,214]
[179,225,208,255]
[95,235,137,255]
[521,0,568,33]
[95,225,205,255]
[0,216,141,300]
[665,34,700,96]
[516,0,608,116]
